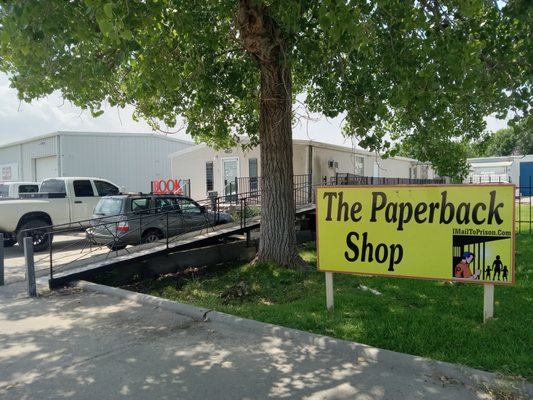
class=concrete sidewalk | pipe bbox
[1,280,531,400]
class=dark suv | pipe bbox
[86,194,233,250]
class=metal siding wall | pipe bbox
[292,145,308,176]
[0,144,23,181]
[0,145,21,164]
[20,137,59,181]
[60,135,119,182]
[60,134,193,192]
[377,157,412,178]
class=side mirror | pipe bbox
[199,205,206,213]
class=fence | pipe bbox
[516,185,533,234]
[233,174,312,206]
[464,174,510,184]
[10,194,232,280]
[331,173,448,186]
[231,173,533,234]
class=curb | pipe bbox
[72,280,533,398]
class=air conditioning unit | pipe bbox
[328,160,339,168]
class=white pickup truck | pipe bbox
[0,177,121,251]
[0,182,40,199]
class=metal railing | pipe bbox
[516,183,533,234]
[215,174,313,230]
[331,173,447,186]
[464,174,511,184]
[13,196,234,280]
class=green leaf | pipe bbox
[120,29,133,41]
[91,109,105,117]
[98,19,113,35]
[103,3,113,19]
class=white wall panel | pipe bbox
[59,133,193,192]
[0,144,23,181]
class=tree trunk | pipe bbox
[237,1,305,269]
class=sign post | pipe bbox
[24,237,37,298]
[0,233,4,286]
[325,272,334,311]
[483,284,495,322]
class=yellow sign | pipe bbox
[316,185,515,284]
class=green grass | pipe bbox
[123,234,533,381]
[516,203,533,234]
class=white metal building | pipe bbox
[465,155,533,196]
[0,131,194,192]
[169,138,440,200]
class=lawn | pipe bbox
[516,202,533,234]
[120,234,533,381]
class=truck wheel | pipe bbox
[16,220,52,252]
[3,236,16,247]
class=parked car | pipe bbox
[86,193,233,250]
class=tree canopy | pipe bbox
[1,0,532,267]
[471,120,533,157]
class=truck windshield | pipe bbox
[40,180,66,193]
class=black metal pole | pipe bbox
[24,237,37,297]
[49,232,53,280]
[0,233,4,286]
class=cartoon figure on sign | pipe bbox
[454,252,480,280]
[502,265,509,282]
[484,265,492,280]
[492,255,503,281]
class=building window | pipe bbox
[249,158,258,192]
[410,166,418,179]
[354,156,364,175]
[206,161,214,192]
[420,165,429,179]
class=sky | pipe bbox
[0,72,509,148]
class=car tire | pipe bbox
[16,219,52,252]
[141,229,162,244]
[3,237,16,247]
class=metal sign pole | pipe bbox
[24,237,37,297]
[0,233,4,286]
[483,284,494,323]
[325,272,334,311]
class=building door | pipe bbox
[519,162,533,196]
[373,161,380,178]
[34,156,58,182]
[222,158,239,199]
